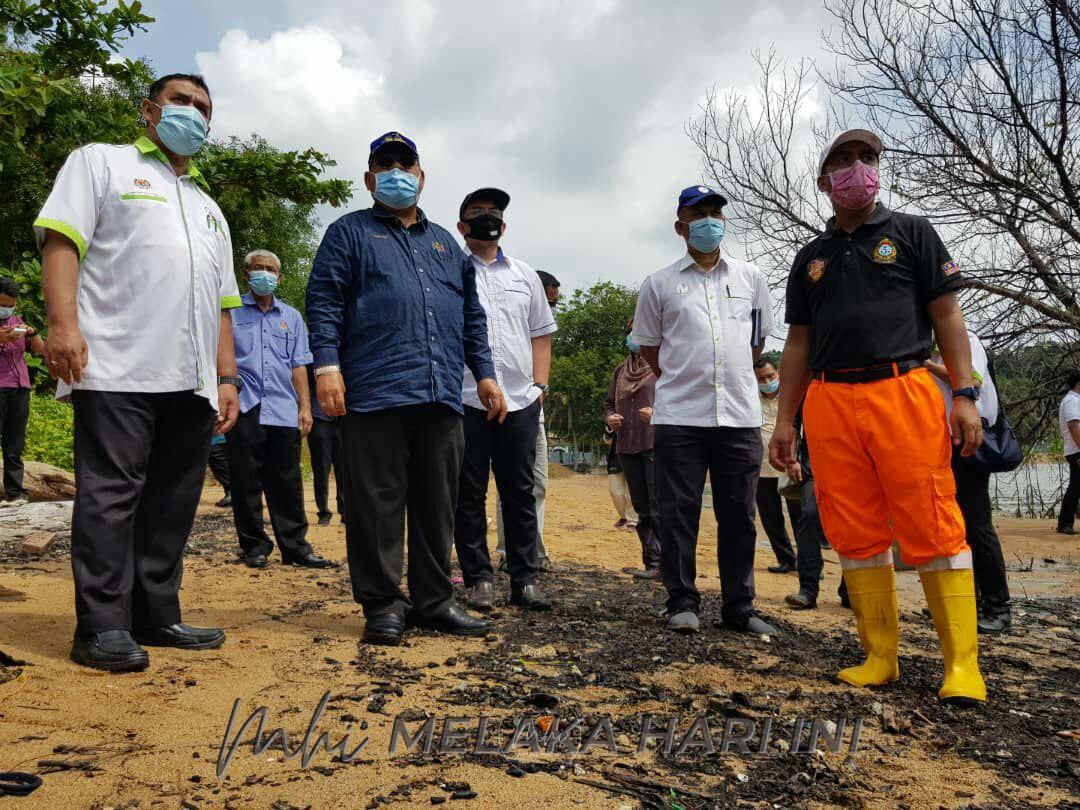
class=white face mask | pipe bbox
[0,306,14,320]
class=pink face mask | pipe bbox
[827,160,879,210]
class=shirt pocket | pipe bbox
[726,284,753,320]
[232,318,258,359]
[270,330,292,362]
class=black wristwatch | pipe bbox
[534,382,549,396]
[951,386,979,402]
[218,375,244,392]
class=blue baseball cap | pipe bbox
[678,185,727,210]
[369,131,418,158]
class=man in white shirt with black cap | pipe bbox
[35,73,241,671]
[633,185,777,636]
[453,188,557,611]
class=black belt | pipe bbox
[813,360,922,384]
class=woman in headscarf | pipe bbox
[604,318,661,579]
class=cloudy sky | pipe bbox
[122,0,833,302]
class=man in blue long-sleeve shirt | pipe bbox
[306,131,506,645]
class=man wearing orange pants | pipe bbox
[769,129,987,705]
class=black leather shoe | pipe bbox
[724,614,779,635]
[363,611,404,645]
[510,583,552,611]
[785,590,817,610]
[977,613,1012,634]
[70,630,149,672]
[283,552,337,569]
[1056,524,1076,535]
[215,494,232,508]
[244,553,269,569]
[408,603,490,636]
[768,563,796,574]
[135,623,225,649]
[466,581,495,611]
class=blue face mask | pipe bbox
[374,168,420,209]
[687,216,726,253]
[154,104,209,156]
[248,270,279,296]
[759,378,780,394]
[626,333,640,354]
[0,306,14,321]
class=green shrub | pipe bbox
[24,394,74,471]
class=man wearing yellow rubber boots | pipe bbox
[769,129,987,704]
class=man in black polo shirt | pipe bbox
[769,129,987,705]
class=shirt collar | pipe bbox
[373,202,429,231]
[822,203,892,238]
[678,252,727,274]
[134,136,211,192]
[469,247,509,269]
[241,291,280,312]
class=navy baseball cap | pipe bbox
[678,185,727,210]
[369,131,418,158]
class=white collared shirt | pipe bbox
[930,330,999,426]
[1061,390,1080,456]
[461,250,557,412]
[632,253,774,428]
[34,138,241,411]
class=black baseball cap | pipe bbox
[459,187,510,221]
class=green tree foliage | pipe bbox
[548,281,638,452]
[23,394,73,469]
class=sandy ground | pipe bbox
[0,470,1077,809]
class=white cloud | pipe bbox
[195,0,832,307]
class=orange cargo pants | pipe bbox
[803,367,968,565]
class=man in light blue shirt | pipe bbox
[228,249,332,569]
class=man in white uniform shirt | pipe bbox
[35,74,242,671]
[1056,370,1080,535]
[927,330,1011,633]
[453,188,557,611]
[633,185,777,636]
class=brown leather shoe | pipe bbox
[466,581,494,611]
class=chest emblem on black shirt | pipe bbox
[873,238,897,264]
[807,258,826,282]
[432,240,447,255]
[942,260,960,276]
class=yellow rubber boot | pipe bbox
[920,568,987,704]
[837,566,900,687]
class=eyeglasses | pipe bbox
[371,151,418,170]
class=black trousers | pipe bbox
[620,450,661,569]
[0,387,30,499]
[341,403,464,618]
[756,477,799,567]
[655,424,760,623]
[225,406,312,560]
[1060,452,1080,529]
[952,453,1011,617]
[207,441,231,492]
[455,400,540,587]
[308,418,345,519]
[71,391,213,634]
[795,477,825,600]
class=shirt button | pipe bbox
[426,288,431,292]
[418,268,425,273]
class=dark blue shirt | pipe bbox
[306,205,495,414]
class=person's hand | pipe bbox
[638,406,653,425]
[0,326,17,345]
[477,378,507,424]
[768,422,797,472]
[606,413,624,430]
[299,407,313,438]
[43,323,88,384]
[216,384,240,435]
[788,462,804,484]
[316,371,347,417]
[951,396,984,457]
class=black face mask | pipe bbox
[465,214,503,242]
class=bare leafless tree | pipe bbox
[690,0,1079,448]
